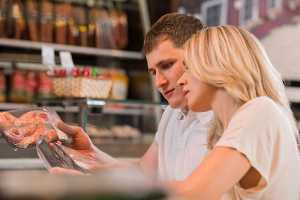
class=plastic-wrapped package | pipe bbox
[0,107,89,171]
[46,143,99,171]
[36,139,85,172]
[0,107,60,148]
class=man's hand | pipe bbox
[49,167,85,175]
[46,121,93,152]
[46,121,117,173]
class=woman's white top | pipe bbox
[217,97,300,200]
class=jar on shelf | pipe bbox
[10,70,26,102]
[110,69,128,100]
[0,69,6,102]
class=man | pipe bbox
[50,13,212,181]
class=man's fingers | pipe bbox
[49,167,84,175]
[56,121,81,137]
[44,130,58,143]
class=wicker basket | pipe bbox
[53,77,112,99]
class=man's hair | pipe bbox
[143,13,205,55]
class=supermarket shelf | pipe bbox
[0,38,144,60]
[0,103,35,111]
[37,98,165,108]
[37,98,165,116]
[0,99,165,116]
[0,61,12,69]
[16,63,49,71]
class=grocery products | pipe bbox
[10,70,26,102]
[40,0,54,43]
[26,0,39,41]
[0,1,128,49]
[52,67,112,99]
[87,124,141,139]
[0,70,6,102]
[110,69,128,100]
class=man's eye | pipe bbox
[161,62,174,70]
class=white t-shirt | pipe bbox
[155,106,213,181]
[216,97,300,200]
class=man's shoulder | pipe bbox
[162,105,177,116]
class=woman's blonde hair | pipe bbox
[183,25,299,149]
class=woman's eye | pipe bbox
[183,61,188,71]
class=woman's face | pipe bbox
[177,66,217,112]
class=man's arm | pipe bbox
[138,142,158,178]
[48,121,158,176]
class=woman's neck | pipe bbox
[211,90,241,129]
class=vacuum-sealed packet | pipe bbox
[36,139,85,172]
[0,107,60,148]
[0,107,85,172]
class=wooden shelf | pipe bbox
[0,38,144,60]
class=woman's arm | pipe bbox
[167,147,251,200]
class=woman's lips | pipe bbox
[183,90,189,97]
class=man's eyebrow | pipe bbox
[156,58,176,67]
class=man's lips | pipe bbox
[163,88,175,97]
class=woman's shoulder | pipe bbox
[240,96,282,115]
[232,96,286,125]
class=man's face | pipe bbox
[146,39,186,108]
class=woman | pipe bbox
[172,25,300,200]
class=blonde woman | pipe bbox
[171,25,300,200]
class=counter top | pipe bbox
[0,158,44,171]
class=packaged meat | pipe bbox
[0,108,61,149]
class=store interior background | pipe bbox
[0,0,300,163]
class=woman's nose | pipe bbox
[177,72,187,87]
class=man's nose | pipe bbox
[155,72,168,88]
[177,71,187,87]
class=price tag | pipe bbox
[59,51,74,74]
[42,46,55,70]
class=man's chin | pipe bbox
[167,99,187,109]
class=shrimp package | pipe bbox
[0,107,61,149]
[0,107,85,171]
